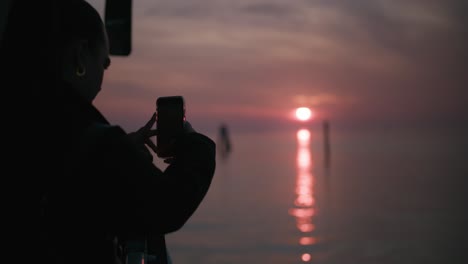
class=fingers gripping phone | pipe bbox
[156,96,186,158]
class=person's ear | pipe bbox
[74,40,89,78]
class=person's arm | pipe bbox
[152,131,216,232]
[94,124,216,236]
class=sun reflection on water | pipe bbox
[289,128,317,262]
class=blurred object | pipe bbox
[0,0,12,44]
[105,0,132,55]
[217,123,232,159]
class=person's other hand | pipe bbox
[182,120,196,134]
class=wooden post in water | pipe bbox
[323,120,331,169]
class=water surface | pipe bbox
[164,127,466,264]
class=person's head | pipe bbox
[58,0,111,102]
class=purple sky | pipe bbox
[89,0,467,134]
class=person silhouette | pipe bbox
[28,1,216,264]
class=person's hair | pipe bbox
[58,0,105,55]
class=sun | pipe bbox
[295,107,313,121]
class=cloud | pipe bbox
[292,93,355,106]
[143,1,215,19]
[240,2,296,17]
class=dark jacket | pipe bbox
[41,84,216,264]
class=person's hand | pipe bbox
[129,113,197,163]
[128,113,158,160]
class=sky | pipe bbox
[89,0,467,134]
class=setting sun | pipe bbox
[295,107,313,121]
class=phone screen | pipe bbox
[156,96,185,157]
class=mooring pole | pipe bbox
[323,120,331,169]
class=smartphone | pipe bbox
[156,96,185,158]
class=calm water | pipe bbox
[162,126,466,264]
